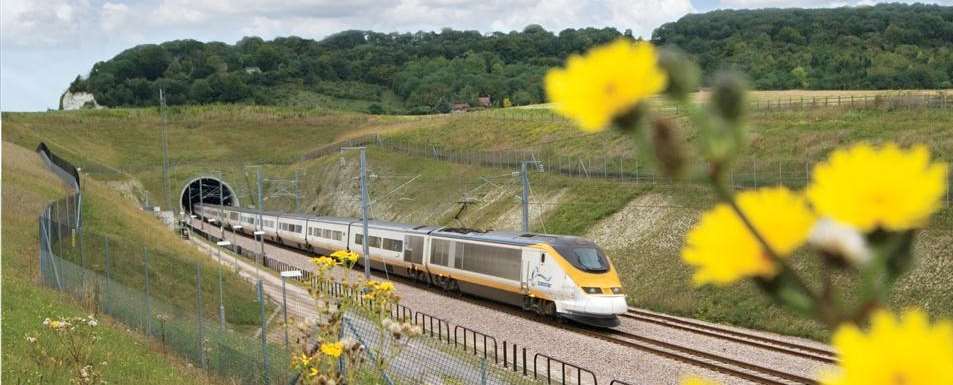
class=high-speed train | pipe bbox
[193,203,627,326]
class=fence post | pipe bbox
[196,263,206,370]
[144,247,152,336]
[481,358,487,385]
[258,280,270,385]
[104,236,111,315]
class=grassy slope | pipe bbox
[5,105,952,340]
[1,142,223,384]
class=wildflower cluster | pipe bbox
[546,39,952,385]
[30,315,105,384]
[296,251,409,384]
[382,318,422,340]
[330,250,360,267]
[292,338,364,385]
[363,280,398,318]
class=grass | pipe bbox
[5,104,953,341]
[1,142,225,385]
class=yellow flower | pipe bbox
[331,250,359,265]
[807,143,947,232]
[545,39,667,132]
[821,309,953,385]
[320,342,344,358]
[313,256,336,271]
[292,353,313,367]
[308,367,318,378]
[682,187,815,286]
[680,376,723,385]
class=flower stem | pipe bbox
[709,169,839,326]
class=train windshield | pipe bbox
[568,247,609,272]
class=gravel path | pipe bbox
[186,218,821,385]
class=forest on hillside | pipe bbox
[69,3,953,112]
[653,3,953,89]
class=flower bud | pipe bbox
[809,218,872,266]
[710,72,747,124]
[657,47,700,102]
[650,118,687,178]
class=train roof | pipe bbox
[430,228,595,249]
[197,203,596,247]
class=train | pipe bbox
[193,203,627,327]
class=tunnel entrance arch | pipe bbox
[179,176,239,214]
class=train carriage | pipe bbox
[276,214,308,249]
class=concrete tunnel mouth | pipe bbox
[179,176,239,214]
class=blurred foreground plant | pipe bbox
[546,38,951,385]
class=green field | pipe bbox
[4,103,952,341]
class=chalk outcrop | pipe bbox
[59,91,102,110]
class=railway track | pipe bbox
[576,326,817,385]
[623,308,837,364]
[186,219,821,385]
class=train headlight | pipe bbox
[582,287,602,294]
[610,287,623,295]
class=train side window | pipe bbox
[355,233,363,245]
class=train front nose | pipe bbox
[557,294,626,316]
[556,295,627,327]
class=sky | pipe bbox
[1,0,948,111]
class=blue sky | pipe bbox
[1,0,947,112]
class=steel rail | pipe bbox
[625,308,836,362]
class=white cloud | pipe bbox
[100,2,130,32]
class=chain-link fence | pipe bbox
[340,312,545,385]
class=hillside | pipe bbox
[4,104,953,341]
[653,3,953,89]
[0,142,238,385]
[66,3,953,113]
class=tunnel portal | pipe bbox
[179,177,239,214]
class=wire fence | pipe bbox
[300,129,953,211]
[407,92,952,122]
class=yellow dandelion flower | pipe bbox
[320,341,344,358]
[807,143,947,232]
[331,250,359,265]
[682,187,815,286]
[545,39,667,132]
[821,309,953,385]
[313,256,336,271]
[680,376,723,385]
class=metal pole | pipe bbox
[199,178,204,231]
[258,280,270,385]
[196,263,206,370]
[104,236,111,315]
[217,242,225,329]
[282,276,289,351]
[218,175,224,240]
[160,88,172,213]
[144,248,151,336]
[360,148,370,279]
[257,167,264,280]
[520,161,529,233]
[294,170,300,212]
